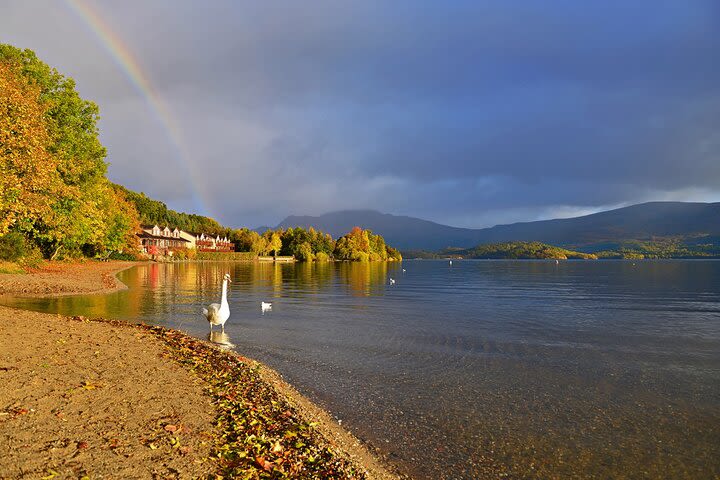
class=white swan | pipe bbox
[203,273,231,332]
[261,301,272,312]
[389,278,395,285]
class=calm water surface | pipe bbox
[3,260,720,479]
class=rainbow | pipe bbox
[64,0,211,217]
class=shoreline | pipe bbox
[0,261,401,479]
[0,260,140,298]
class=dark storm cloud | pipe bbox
[2,0,719,228]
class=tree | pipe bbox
[1,45,139,258]
[269,232,282,256]
[231,228,260,252]
[114,184,225,235]
[0,44,106,188]
[252,234,268,254]
[332,227,401,262]
[92,186,141,257]
[0,62,64,236]
[293,241,313,261]
[261,230,282,256]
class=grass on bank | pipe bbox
[0,261,24,274]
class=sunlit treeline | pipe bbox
[233,226,402,262]
[1,44,140,260]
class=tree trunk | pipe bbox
[50,245,62,261]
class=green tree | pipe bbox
[261,230,282,256]
[0,44,106,188]
[0,62,62,236]
[114,184,225,235]
[91,186,141,257]
[293,241,313,261]
[1,45,139,258]
[332,227,400,262]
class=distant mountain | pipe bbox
[276,210,485,251]
[472,201,720,249]
[274,202,720,251]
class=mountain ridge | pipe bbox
[272,202,720,251]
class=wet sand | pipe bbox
[0,261,138,297]
[0,261,399,479]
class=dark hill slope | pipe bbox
[277,210,485,251]
[475,202,720,247]
[276,202,720,251]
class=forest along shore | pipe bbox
[0,262,399,479]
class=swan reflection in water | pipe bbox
[207,330,235,350]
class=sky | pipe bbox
[1,1,719,229]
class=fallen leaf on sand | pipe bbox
[255,456,274,472]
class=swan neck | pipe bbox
[221,279,228,303]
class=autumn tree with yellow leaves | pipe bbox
[0,62,62,236]
[0,44,140,260]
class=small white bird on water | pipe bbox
[261,301,272,312]
[389,278,395,285]
[449,260,453,266]
[402,268,406,273]
[203,273,231,332]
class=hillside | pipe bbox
[275,202,720,251]
[472,202,720,249]
[113,184,228,236]
[450,242,597,260]
[276,210,486,250]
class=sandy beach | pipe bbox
[0,261,138,297]
[0,262,398,479]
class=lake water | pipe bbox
[3,260,719,478]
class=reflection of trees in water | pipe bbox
[42,260,404,319]
[98,263,235,321]
[337,262,395,296]
[291,262,334,295]
[193,263,232,293]
[244,262,336,298]
[247,262,283,296]
[272,264,283,295]
[52,292,118,319]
